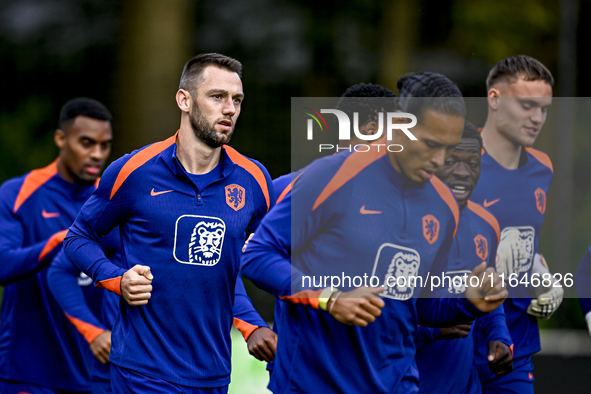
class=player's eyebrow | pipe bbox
[79,135,113,144]
[453,148,480,155]
[206,88,244,99]
[424,138,444,147]
[516,98,545,107]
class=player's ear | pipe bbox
[487,88,500,110]
[390,110,410,124]
[54,129,66,149]
[361,121,378,136]
[176,89,192,113]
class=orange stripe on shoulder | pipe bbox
[312,147,386,211]
[110,135,176,199]
[430,176,460,238]
[233,318,259,341]
[14,159,58,212]
[525,147,553,173]
[65,313,105,344]
[279,289,322,309]
[38,229,68,262]
[276,172,304,204]
[223,146,271,211]
[277,183,292,204]
[96,276,122,295]
[467,201,501,244]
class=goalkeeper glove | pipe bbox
[526,253,563,319]
[496,228,528,277]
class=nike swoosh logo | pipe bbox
[360,205,382,215]
[483,198,500,208]
[150,188,174,196]
[42,210,60,218]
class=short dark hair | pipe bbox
[486,55,554,90]
[397,72,466,122]
[462,121,483,149]
[179,53,243,94]
[58,97,112,130]
[336,83,397,124]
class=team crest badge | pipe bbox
[173,215,226,266]
[371,244,421,300]
[535,188,546,214]
[225,184,245,211]
[422,214,440,245]
[474,234,488,261]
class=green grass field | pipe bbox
[229,327,272,393]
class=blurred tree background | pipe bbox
[0,0,589,330]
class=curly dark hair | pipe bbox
[336,83,397,125]
[463,121,482,149]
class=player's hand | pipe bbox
[328,287,385,327]
[465,262,508,313]
[439,323,472,340]
[90,330,111,364]
[487,340,513,376]
[527,253,564,319]
[242,233,255,253]
[246,327,277,362]
[121,265,153,306]
[496,228,527,277]
[527,286,563,319]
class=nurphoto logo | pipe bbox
[303,107,418,153]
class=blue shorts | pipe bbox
[478,355,534,394]
[111,365,229,394]
[0,379,88,394]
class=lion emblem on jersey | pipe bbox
[422,214,440,245]
[445,270,471,294]
[535,188,546,215]
[383,251,420,300]
[188,220,226,265]
[474,234,488,261]
[225,184,245,211]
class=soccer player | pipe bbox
[264,83,398,376]
[64,53,275,393]
[0,97,113,393]
[48,233,120,394]
[415,121,513,394]
[470,55,561,393]
[241,72,507,393]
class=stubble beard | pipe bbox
[190,101,233,148]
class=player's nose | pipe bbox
[222,97,237,116]
[530,107,545,124]
[453,162,470,178]
[430,148,446,168]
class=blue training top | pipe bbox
[242,146,487,394]
[64,133,274,387]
